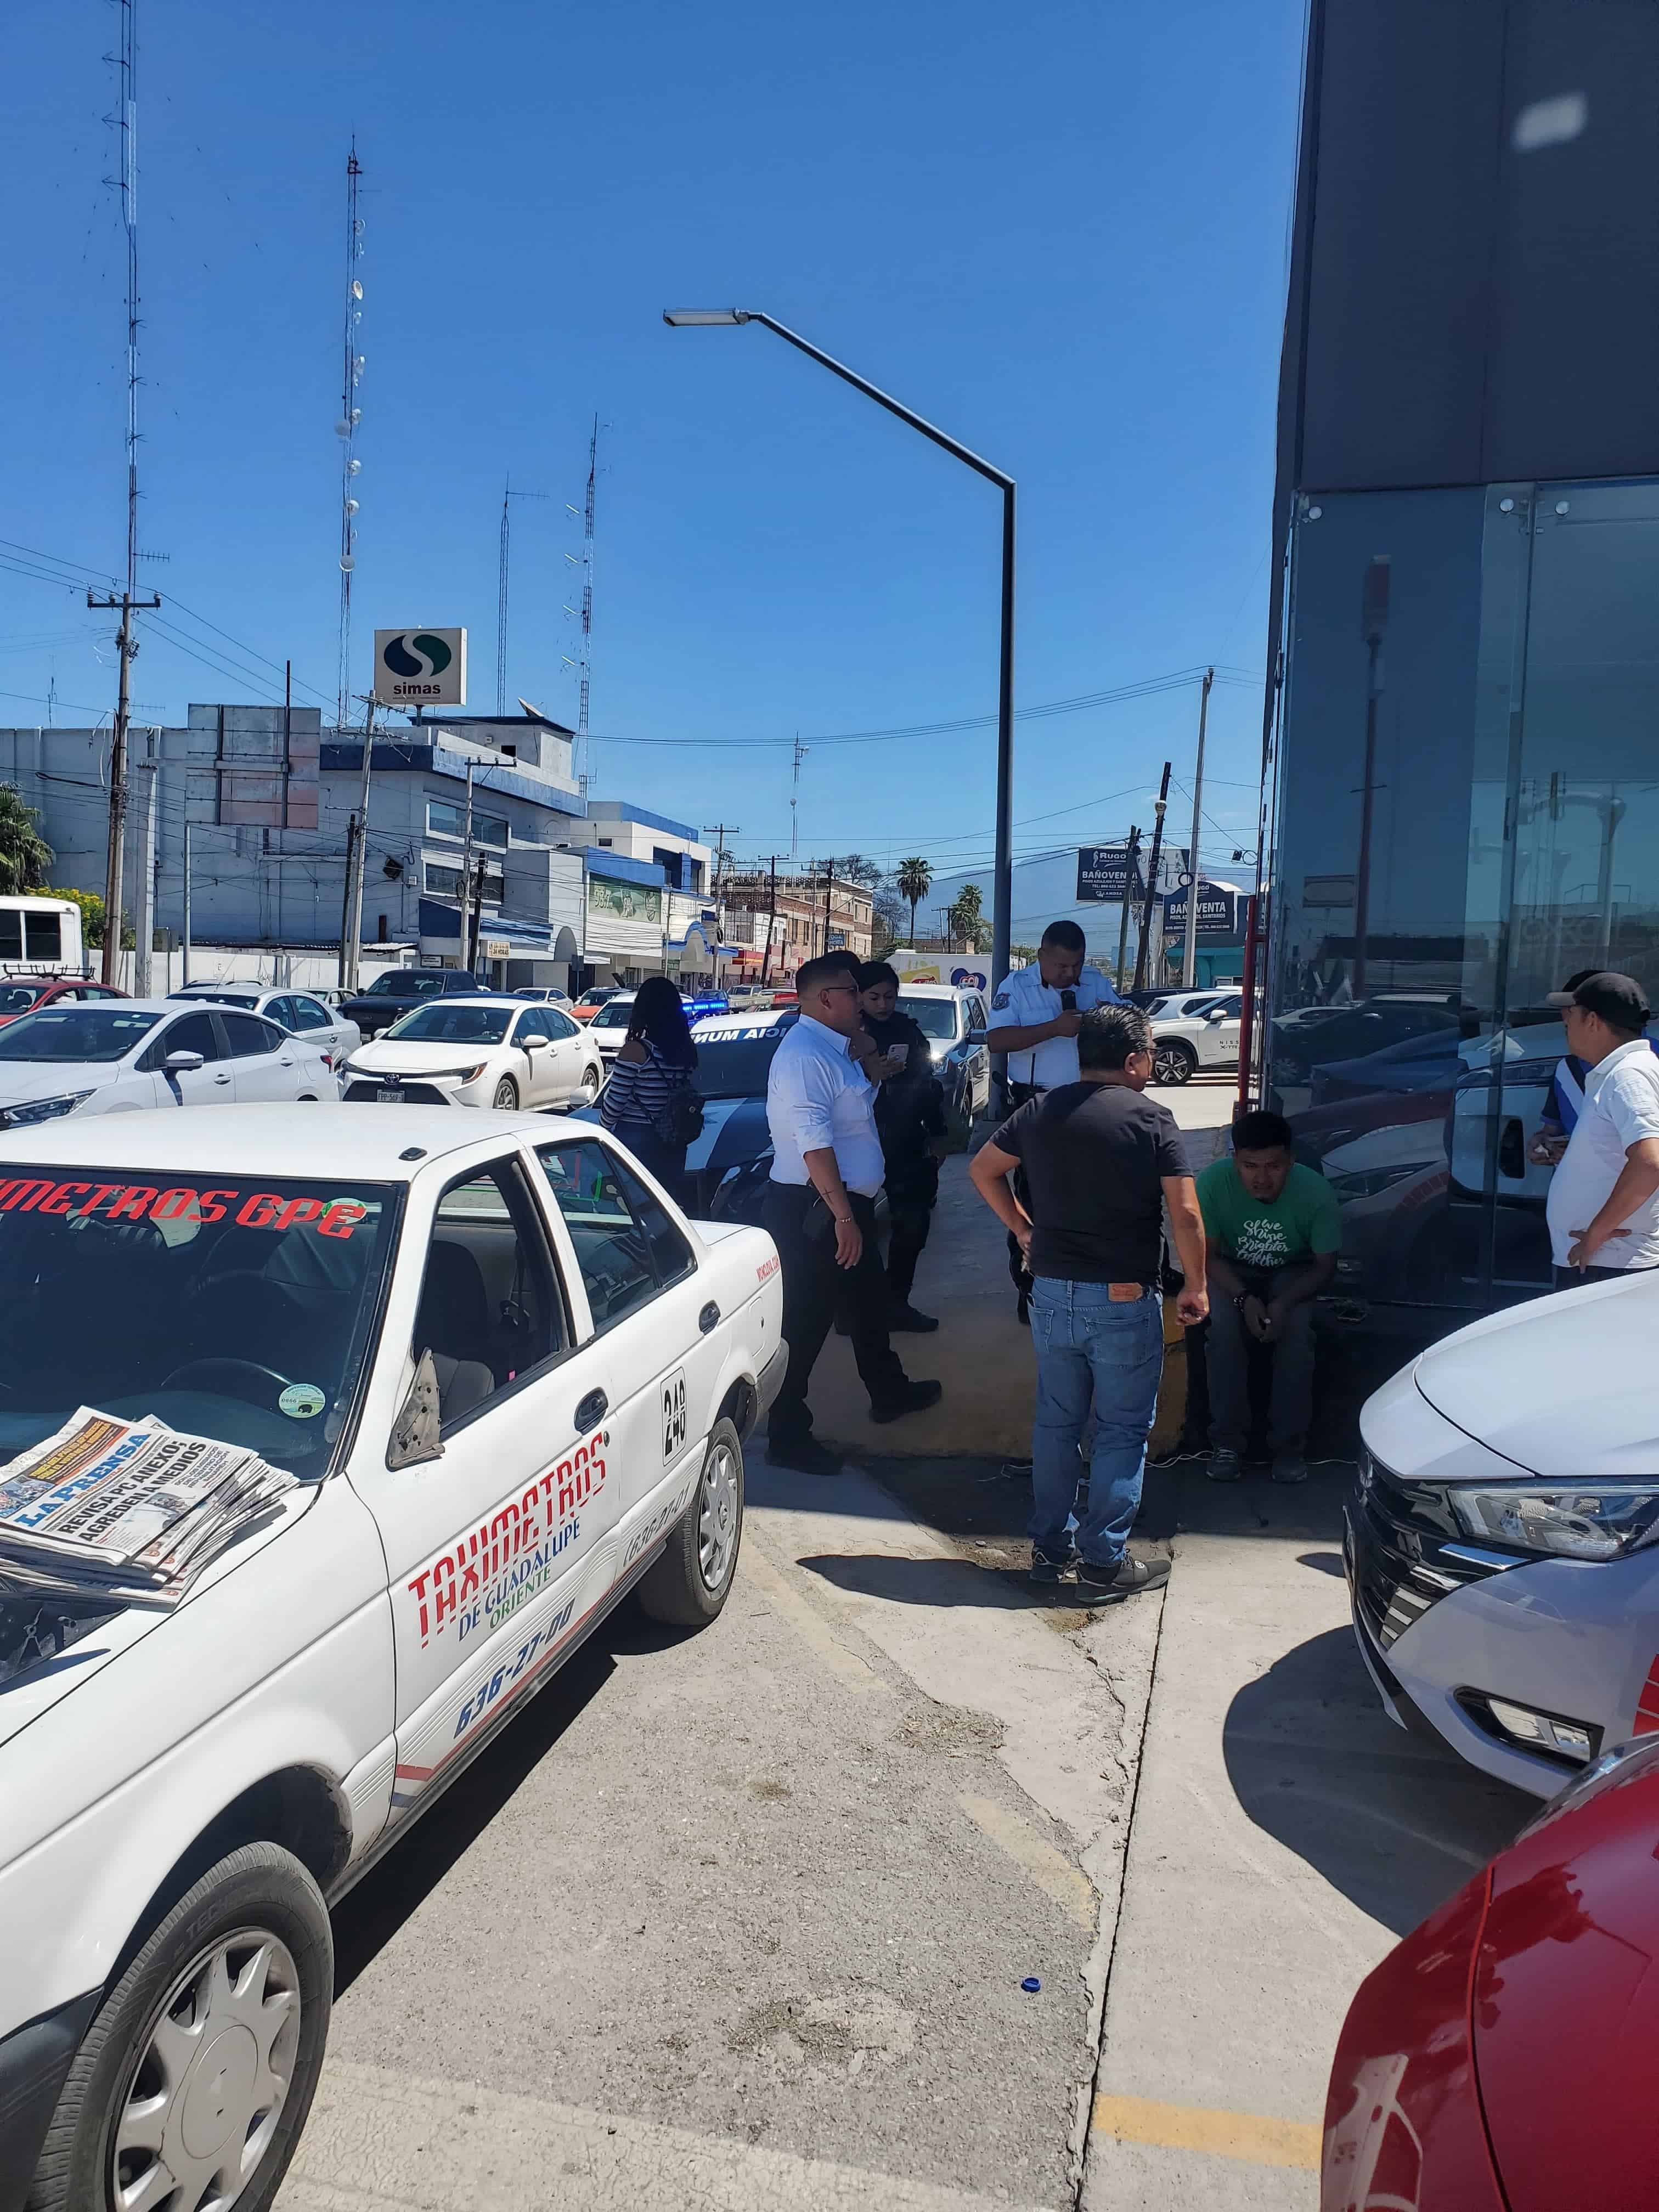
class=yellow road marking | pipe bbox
[1091,2094,1322,2171]
[739,1542,885,1693]
[956,1792,1096,1929]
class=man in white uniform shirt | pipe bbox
[763,953,943,1475]
[986,919,1123,1319]
[1543,971,1659,1289]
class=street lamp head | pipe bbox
[662,309,751,327]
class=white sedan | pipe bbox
[584,991,638,1064]
[168,984,361,1071]
[0,1103,785,2208]
[340,996,603,1112]
[0,998,336,1132]
[1351,1267,1659,1797]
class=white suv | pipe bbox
[1149,992,1244,1085]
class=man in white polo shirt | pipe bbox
[763,952,943,1475]
[986,919,1123,1319]
[1543,971,1659,1289]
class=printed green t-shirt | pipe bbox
[1195,1156,1341,1271]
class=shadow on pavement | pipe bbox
[1222,1623,1533,1938]
[798,1548,1097,1622]
[330,1608,689,1997]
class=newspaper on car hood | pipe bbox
[0,1407,295,1610]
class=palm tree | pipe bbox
[895,856,932,943]
[0,785,52,894]
[948,882,987,950]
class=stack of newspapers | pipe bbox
[0,1408,296,1612]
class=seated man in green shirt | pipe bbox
[1195,1109,1340,1486]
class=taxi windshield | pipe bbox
[0,1168,400,1479]
[897,996,958,1041]
[0,1008,162,1062]
[385,1005,512,1044]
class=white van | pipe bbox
[0,895,83,976]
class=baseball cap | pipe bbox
[1545,970,1652,1029]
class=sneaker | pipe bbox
[869,1379,944,1425]
[766,1435,844,1477]
[1271,1455,1310,1486]
[888,1303,940,1333]
[1206,1448,1244,1483]
[1075,1553,1171,1602]
[1029,1545,1074,1586]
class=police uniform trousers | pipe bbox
[763,1183,909,1444]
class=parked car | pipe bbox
[894,983,992,1131]
[0,1000,335,1131]
[0,976,127,1029]
[340,997,603,1112]
[1273,995,1466,1090]
[571,986,628,1024]
[1348,1266,1659,1798]
[723,985,774,1012]
[0,1103,785,2210]
[338,969,494,1040]
[1148,992,1244,1086]
[168,984,361,1070]
[511,986,573,1007]
[1323,1730,1659,2211]
[584,992,638,1064]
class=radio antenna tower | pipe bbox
[563,419,598,790]
[497,477,550,716]
[789,733,808,862]
[88,0,161,987]
[334,145,365,726]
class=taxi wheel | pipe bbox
[493,1076,520,1110]
[637,1418,744,1628]
[28,1843,331,2212]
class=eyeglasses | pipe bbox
[819,982,862,999]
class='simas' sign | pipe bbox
[374,628,467,707]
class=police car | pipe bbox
[0,1104,783,2210]
[1350,1266,1659,1796]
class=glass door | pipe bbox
[1491,481,1659,1290]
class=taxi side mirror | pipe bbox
[387,1348,444,1470]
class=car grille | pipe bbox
[344,1080,451,1105]
[1347,1452,1504,1651]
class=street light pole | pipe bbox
[663,308,1017,991]
[1181,666,1214,989]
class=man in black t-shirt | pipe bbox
[970,1004,1209,1600]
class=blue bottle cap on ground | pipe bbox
[1021,1976,1041,1993]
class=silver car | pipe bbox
[168,984,362,1072]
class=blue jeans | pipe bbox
[1029,1278,1164,1566]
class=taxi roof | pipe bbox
[0,1102,591,1182]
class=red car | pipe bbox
[0,975,127,1028]
[1323,1732,1659,2209]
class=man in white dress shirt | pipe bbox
[1543,971,1659,1289]
[763,953,943,1476]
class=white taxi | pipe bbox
[0,1104,783,2211]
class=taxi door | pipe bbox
[528,1136,716,1571]
[349,1147,619,1825]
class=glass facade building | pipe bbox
[1265,3,1659,1328]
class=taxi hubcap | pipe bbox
[112,1930,300,2212]
[698,1443,740,1591]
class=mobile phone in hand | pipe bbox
[1059,989,1077,1012]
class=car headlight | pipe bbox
[1447,1482,1659,1562]
[425,1064,488,1082]
[0,1091,95,1128]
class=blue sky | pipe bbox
[2,0,1304,892]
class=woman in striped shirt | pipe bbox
[600,974,701,1195]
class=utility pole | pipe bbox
[1181,666,1214,989]
[340,695,377,993]
[131,739,156,996]
[337,817,357,990]
[822,857,835,956]
[336,146,365,726]
[1115,825,1142,993]
[468,857,486,977]
[1133,762,1173,994]
[760,854,780,985]
[283,659,293,826]
[702,823,740,989]
[789,736,806,863]
[458,758,476,967]
[181,820,192,986]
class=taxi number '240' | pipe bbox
[661,1368,687,1464]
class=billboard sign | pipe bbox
[1161,879,1241,939]
[374,628,467,707]
[1075,845,1144,902]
